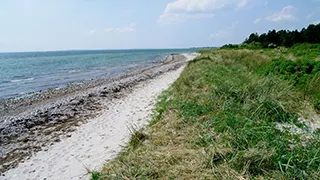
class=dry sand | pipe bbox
[0,53,197,180]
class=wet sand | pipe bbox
[0,53,198,179]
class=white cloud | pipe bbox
[210,22,237,39]
[159,13,215,24]
[238,0,248,8]
[105,28,114,33]
[104,23,136,33]
[117,23,136,33]
[88,29,96,35]
[254,18,262,24]
[265,5,296,22]
[158,0,248,24]
[164,0,225,13]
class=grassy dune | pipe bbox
[96,45,320,179]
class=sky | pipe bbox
[0,0,319,52]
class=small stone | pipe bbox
[29,170,36,173]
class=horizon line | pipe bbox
[0,47,216,54]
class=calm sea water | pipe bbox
[0,49,194,99]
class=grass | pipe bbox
[84,167,102,180]
[127,125,148,150]
[257,44,320,112]
[96,46,320,179]
[91,171,101,180]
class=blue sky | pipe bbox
[0,0,319,52]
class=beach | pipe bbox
[0,53,198,179]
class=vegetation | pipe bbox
[262,59,320,111]
[90,171,102,180]
[96,44,320,179]
[244,23,320,48]
[261,44,320,111]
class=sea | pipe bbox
[0,49,194,100]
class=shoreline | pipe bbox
[0,53,198,179]
[0,54,180,115]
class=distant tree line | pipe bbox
[243,23,320,48]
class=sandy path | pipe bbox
[1,54,196,180]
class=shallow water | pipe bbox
[0,49,192,99]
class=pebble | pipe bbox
[0,55,188,173]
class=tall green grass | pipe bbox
[289,43,320,60]
[98,49,320,179]
[254,44,320,111]
[171,52,319,178]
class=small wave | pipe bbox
[10,79,22,83]
[10,77,34,83]
[68,69,80,73]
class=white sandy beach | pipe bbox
[1,53,197,180]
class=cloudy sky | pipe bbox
[0,0,319,52]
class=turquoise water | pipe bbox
[0,49,193,99]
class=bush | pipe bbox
[262,58,320,110]
[263,59,320,87]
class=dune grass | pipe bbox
[97,48,320,179]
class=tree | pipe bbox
[243,23,320,48]
[244,33,259,44]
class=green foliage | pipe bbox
[307,74,320,111]
[242,42,262,49]
[263,59,320,87]
[244,23,320,48]
[150,90,170,126]
[128,128,148,150]
[221,42,262,50]
[289,43,320,59]
[99,49,320,179]
[262,58,320,111]
[171,51,320,178]
[91,171,101,180]
[221,44,240,49]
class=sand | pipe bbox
[0,53,198,180]
[1,53,191,171]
